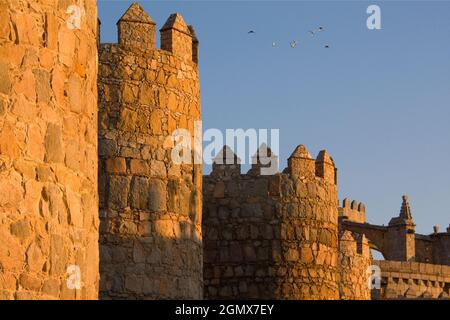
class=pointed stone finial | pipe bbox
[188,25,199,63]
[351,200,358,210]
[117,2,156,50]
[287,144,315,179]
[433,225,440,234]
[160,13,193,61]
[389,194,415,229]
[399,195,413,220]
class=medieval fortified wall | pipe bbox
[340,196,450,299]
[0,0,99,299]
[97,3,202,299]
[0,1,449,300]
[203,145,343,299]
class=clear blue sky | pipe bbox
[98,0,450,235]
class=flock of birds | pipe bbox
[247,26,330,49]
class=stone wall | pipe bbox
[338,230,371,300]
[98,3,202,299]
[0,0,99,299]
[203,145,339,299]
[372,260,450,299]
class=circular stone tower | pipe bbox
[0,1,99,299]
[98,4,202,299]
[203,145,339,299]
[274,146,340,299]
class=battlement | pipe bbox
[2,0,449,302]
[209,144,337,185]
[373,260,450,299]
[339,198,366,223]
[98,2,202,300]
[203,143,340,299]
[106,2,197,63]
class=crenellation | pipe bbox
[98,3,202,300]
[287,144,315,180]
[372,260,450,299]
[160,13,193,62]
[315,150,335,184]
[211,145,241,178]
[117,2,156,51]
[247,143,278,176]
[339,198,366,224]
[203,144,340,299]
[0,0,448,301]
[358,202,365,213]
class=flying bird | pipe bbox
[324,44,330,48]
[310,26,325,36]
[272,42,276,47]
[290,40,298,48]
[248,30,255,34]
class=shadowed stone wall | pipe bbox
[203,145,340,299]
[0,0,99,299]
[98,3,202,299]
[338,230,371,299]
[372,260,450,299]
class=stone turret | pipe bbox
[160,13,193,61]
[203,144,339,299]
[118,2,156,50]
[387,195,416,261]
[316,150,336,184]
[287,144,315,179]
[0,0,99,299]
[98,3,202,299]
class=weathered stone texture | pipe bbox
[338,230,371,300]
[0,0,99,299]
[98,3,202,299]
[203,145,340,299]
[372,260,450,299]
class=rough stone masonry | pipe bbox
[0,1,449,301]
[0,0,99,299]
[203,145,341,299]
[97,3,202,299]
